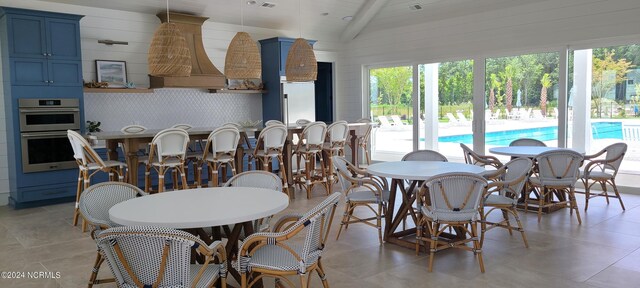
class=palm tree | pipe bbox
[540,73,552,116]
[489,73,499,112]
[503,65,516,113]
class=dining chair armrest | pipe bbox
[239,224,306,257]
[482,166,507,181]
[582,158,618,176]
[583,149,607,161]
[271,214,304,232]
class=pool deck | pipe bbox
[371,118,640,173]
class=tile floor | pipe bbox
[1,187,640,288]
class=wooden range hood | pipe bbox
[149,12,226,89]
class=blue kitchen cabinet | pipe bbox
[0,7,84,208]
[258,37,316,123]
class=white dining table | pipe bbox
[489,146,577,158]
[109,186,288,281]
[109,187,288,228]
[366,161,486,250]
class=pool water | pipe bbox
[434,122,622,146]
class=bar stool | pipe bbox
[348,118,373,166]
[323,121,349,193]
[293,121,329,198]
[203,126,240,187]
[119,125,149,184]
[248,124,290,197]
[67,130,127,231]
[144,128,190,193]
[172,124,203,187]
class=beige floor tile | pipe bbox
[586,266,640,288]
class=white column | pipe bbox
[423,63,439,150]
[572,49,592,153]
[557,47,568,148]
[412,64,420,151]
[472,57,486,153]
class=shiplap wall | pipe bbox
[0,0,342,206]
[336,0,640,121]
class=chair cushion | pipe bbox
[484,194,516,206]
[421,206,479,222]
[580,169,613,180]
[190,263,220,288]
[346,188,390,203]
[243,243,320,272]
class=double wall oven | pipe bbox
[19,99,80,173]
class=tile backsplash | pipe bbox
[84,89,263,131]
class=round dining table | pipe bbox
[366,161,486,250]
[109,186,289,281]
[489,146,573,158]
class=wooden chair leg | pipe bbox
[428,222,438,272]
[179,165,188,190]
[73,170,83,227]
[277,155,291,199]
[510,207,529,248]
[611,179,626,210]
[212,162,219,187]
[569,188,581,225]
[318,153,329,196]
[158,167,165,193]
[471,222,485,273]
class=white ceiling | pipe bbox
[39,0,543,39]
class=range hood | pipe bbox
[149,12,226,89]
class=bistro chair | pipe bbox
[144,128,190,193]
[509,138,546,147]
[347,118,373,166]
[400,150,448,229]
[528,150,584,224]
[78,182,147,288]
[67,130,127,231]
[415,172,487,273]
[248,124,290,197]
[480,158,532,248]
[323,121,349,193]
[333,156,388,244]
[96,226,227,288]
[265,120,284,127]
[237,192,340,288]
[224,171,284,234]
[172,124,204,187]
[292,122,329,198]
[579,142,627,211]
[460,143,503,176]
[203,126,241,187]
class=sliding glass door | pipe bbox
[368,65,414,161]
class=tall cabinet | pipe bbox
[0,7,84,208]
[259,37,316,123]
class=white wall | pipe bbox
[0,0,343,206]
[336,0,640,121]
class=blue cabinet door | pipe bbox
[46,18,81,60]
[10,58,48,86]
[48,60,82,86]
[6,14,46,58]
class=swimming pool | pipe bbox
[435,122,622,146]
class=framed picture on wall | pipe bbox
[96,60,127,88]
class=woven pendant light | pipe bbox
[147,1,192,76]
[225,1,261,79]
[285,0,317,82]
[285,38,317,81]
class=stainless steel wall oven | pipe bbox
[18,99,80,173]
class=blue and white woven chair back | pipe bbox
[500,158,533,199]
[509,138,546,147]
[424,172,487,222]
[265,120,284,127]
[332,156,353,193]
[300,192,341,259]
[67,129,88,164]
[96,226,201,287]
[208,126,240,154]
[402,150,448,162]
[224,170,283,191]
[535,150,583,187]
[152,128,190,158]
[327,121,349,144]
[602,142,627,175]
[258,124,287,151]
[301,122,327,147]
[79,182,146,229]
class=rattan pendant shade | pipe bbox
[285,38,317,82]
[148,22,192,76]
[224,32,261,79]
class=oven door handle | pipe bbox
[19,108,80,113]
[21,131,71,138]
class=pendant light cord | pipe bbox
[240,0,244,31]
[298,0,302,38]
[166,0,170,22]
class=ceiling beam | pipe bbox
[340,0,390,42]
